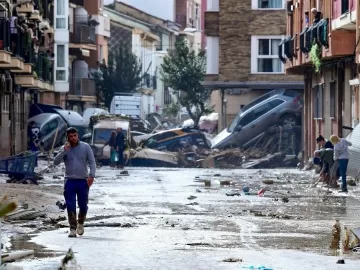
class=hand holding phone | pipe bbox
[64,142,70,151]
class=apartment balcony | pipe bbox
[0,21,27,71]
[0,18,12,65]
[332,0,356,31]
[139,74,157,90]
[282,17,355,74]
[69,77,97,102]
[69,25,97,51]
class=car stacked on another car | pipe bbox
[212,89,303,149]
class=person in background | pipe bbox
[54,127,96,237]
[314,148,336,187]
[305,10,309,27]
[311,7,321,23]
[317,135,333,149]
[313,135,333,166]
[116,127,125,170]
[330,135,352,193]
[104,131,117,168]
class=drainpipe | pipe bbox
[357,0,360,62]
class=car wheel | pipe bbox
[280,114,298,128]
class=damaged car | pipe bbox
[212,89,303,149]
[140,128,211,151]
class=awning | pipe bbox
[201,81,304,90]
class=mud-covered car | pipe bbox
[141,128,210,151]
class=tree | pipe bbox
[93,41,142,109]
[160,39,213,127]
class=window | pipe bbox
[330,81,336,118]
[195,4,201,30]
[270,99,285,108]
[253,103,273,119]
[342,0,349,14]
[56,0,66,29]
[40,123,50,137]
[252,0,285,9]
[251,36,284,73]
[313,84,323,119]
[55,44,67,81]
[239,112,255,127]
[187,1,193,24]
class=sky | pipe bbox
[104,0,175,21]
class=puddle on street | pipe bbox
[8,234,65,259]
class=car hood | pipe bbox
[211,128,232,148]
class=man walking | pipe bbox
[116,127,126,170]
[54,127,96,237]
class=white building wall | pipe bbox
[206,37,219,74]
[154,51,167,114]
[93,14,111,37]
[54,0,69,93]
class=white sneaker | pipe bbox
[68,229,77,238]
[77,224,84,236]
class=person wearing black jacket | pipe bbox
[104,131,117,168]
[116,128,126,169]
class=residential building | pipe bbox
[115,0,176,21]
[0,0,56,156]
[105,1,179,115]
[201,0,206,49]
[176,0,203,51]
[65,0,110,113]
[203,0,303,130]
[283,0,357,161]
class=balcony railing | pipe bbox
[140,74,157,90]
[33,52,53,82]
[70,25,96,45]
[70,77,96,96]
[41,0,54,25]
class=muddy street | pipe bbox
[5,167,360,269]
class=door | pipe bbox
[233,111,256,147]
[250,102,274,135]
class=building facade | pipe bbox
[203,0,303,130]
[105,1,179,115]
[0,0,56,156]
[64,0,110,113]
[283,0,357,161]
[176,0,203,51]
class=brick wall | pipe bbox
[176,0,187,29]
[40,92,55,105]
[202,0,303,83]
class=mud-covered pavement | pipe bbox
[5,167,360,269]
